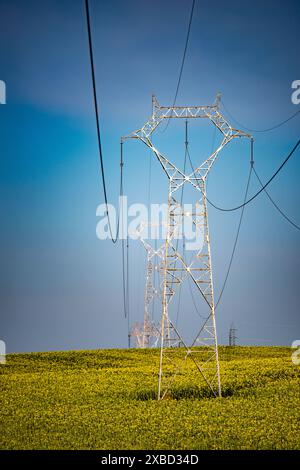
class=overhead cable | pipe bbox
[252,166,300,231]
[85,0,122,243]
[221,99,300,134]
[206,139,300,212]
[160,0,196,132]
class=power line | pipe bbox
[85,0,129,332]
[221,99,300,133]
[85,0,122,243]
[183,122,216,320]
[172,0,196,109]
[160,0,196,133]
[126,237,130,346]
[120,144,128,321]
[147,148,152,208]
[215,165,253,308]
[121,201,130,342]
[210,125,217,154]
[119,145,130,329]
[206,139,300,212]
[252,166,300,231]
[152,236,158,321]
[122,237,127,318]
[182,133,299,315]
[186,142,253,311]
[187,275,206,320]
[175,121,189,327]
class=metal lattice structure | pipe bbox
[123,94,251,399]
[132,223,164,348]
[130,321,159,348]
[229,323,238,347]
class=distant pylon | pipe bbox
[229,323,237,347]
[123,95,251,399]
[135,222,164,348]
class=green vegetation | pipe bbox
[0,346,299,449]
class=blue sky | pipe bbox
[0,0,299,352]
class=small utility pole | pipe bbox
[128,332,131,348]
[229,323,237,347]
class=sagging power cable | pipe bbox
[85,0,130,332]
[186,139,252,310]
[206,139,300,212]
[175,121,189,327]
[221,99,300,134]
[160,0,196,133]
[120,142,130,325]
[85,0,123,243]
[174,122,215,323]
[126,237,130,344]
[215,164,253,308]
[252,166,300,231]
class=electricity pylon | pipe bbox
[229,323,237,347]
[134,223,164,348]
[130,321,159,348]
[122,94,251,399]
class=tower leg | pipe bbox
[202,185,221,397]
[158,197,171,399]
[158,179,221,399]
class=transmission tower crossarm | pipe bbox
[122,96,252,182]
[122,95,252,141]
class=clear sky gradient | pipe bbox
[0,0,299,352]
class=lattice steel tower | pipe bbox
[131,223,164,348]
[123,95,251,399]
[229,323,238,347]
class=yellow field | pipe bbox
[0,346,299,449]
